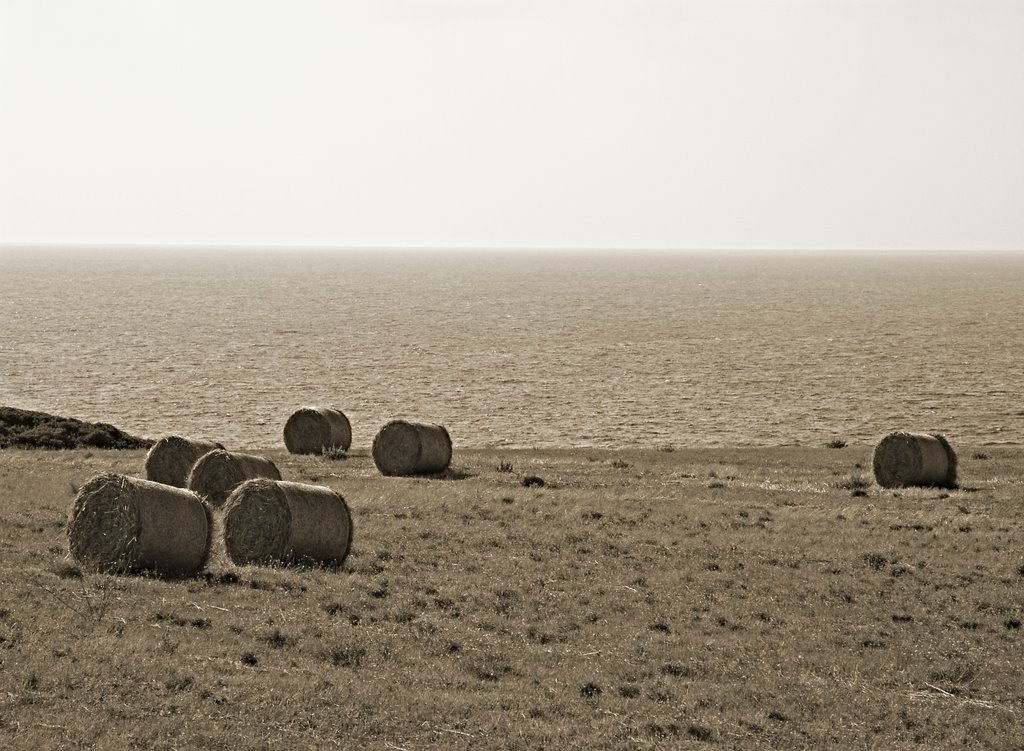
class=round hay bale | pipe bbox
[872,431,958,489]
[67,473,212,577]
[371,420,452,476]
[283,407,352,454]
[145,435,225,488]
[222,479,353,567]
[186,449,282,507]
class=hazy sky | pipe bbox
[1,0,1022,250]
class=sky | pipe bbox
[1,0,1022,250]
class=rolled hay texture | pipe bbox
[283,407,352,454]
[186,449,283,507]
[872,431,958,489]
[67,473,212,577]
[372,420,452,476]
[145,435,225,488]
[222,479,353,567]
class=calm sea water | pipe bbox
[1,249,1022,449]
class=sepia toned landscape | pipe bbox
[1,441,1021,749]
[2,249,1023,749]
[5,1,1023,747]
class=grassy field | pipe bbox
[0,444,1021,749]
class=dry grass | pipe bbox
[1,445,1022,749]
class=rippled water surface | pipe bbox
[2,249,1022,449]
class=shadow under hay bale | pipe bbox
[371,419,452,476]
[872,431,958,489]
[222,479,352,567]
[187,449,282,507]
[283,406,352,455]
[67,473,212,577]
[145,435,225,488]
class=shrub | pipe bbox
[835,474,871,492]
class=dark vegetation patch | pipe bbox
[164,674,194,693]
[52,562,83,579]
[660,663,696,678]
[259,628,297,649]
[202,571,242,586]
[465,653,513,682]
[0,407,153,450]
[687,724,715,742]
[835,474,872,492]
[325,644,366,668]
[863,553,889,570]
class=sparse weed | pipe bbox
[259,628,297,649]
[52,562,82,579]
[863,553,888,570]
[835,474,872,492]
[326,644,366,668]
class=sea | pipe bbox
[1,248,1022,450]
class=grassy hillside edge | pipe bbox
[0,406,153,450]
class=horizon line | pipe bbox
[3,243,1022,254]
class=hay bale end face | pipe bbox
[145,435,225,488]
[223,479,353,567]
[283,407,352,454]
[371,420,452,476]
[872,431,958,489]
[67,473,212,577]
[187,449,282,507]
